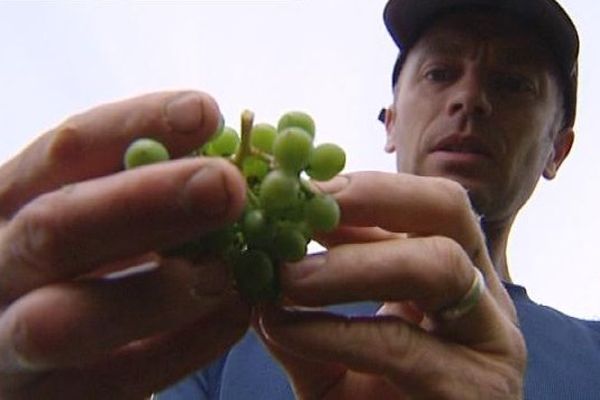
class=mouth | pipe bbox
[431,135,494,160]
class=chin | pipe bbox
[427,171,491,214]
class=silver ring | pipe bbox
[437,268,486,321]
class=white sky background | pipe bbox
[0,0,597,319]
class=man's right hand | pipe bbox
[0,91,250,399]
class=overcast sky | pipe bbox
[0,0,598,319]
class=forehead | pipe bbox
[411,10,557,69]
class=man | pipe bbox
[0,2,597,400]
[159,0,600,399]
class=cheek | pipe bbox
[519,141,553,178]
[506,111,555,170]
[390,123,421,173]
[391,99,434,171]
[502,131,554,205]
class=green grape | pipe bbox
[272,224,308,262]
[305,194,340,232]
[277,111,315,138]
[124,138,170,169]
[296,220,313,241]
[232,249,277,302]
[203,126,240,157]
[250,123,277,154]
[273,127,313,173]
[242,209,272,247]
[242,156,269,181]
[126,109,345,304]
[306,143,346,181]
[259,170,300,214]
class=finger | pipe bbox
[315,172,513,315]
[254,308,404,399]
[260,307,524,400]
[0,157,245,302]
[0,91,223,218]
[315,226,401,249]
[283,238,473,315]
[9,299,250,400]
[280,237,508,344]
[0,257,237,371]
[315,173,483,258]
[252,312,349,399]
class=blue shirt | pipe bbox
[158,284,600,399]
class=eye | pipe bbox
[490,73,536,94]
[424,66,457,83]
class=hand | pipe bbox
[256,172,526,399]
[0,91,251,399]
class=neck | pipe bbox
[481,216,515,282]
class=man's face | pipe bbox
[385,11,573,223]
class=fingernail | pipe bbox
[312,175,350,194]
[10,320,44,372]
[282,252,326,282]
[182,164,230,219]
[165,92,206,134]
[208,113,225,141]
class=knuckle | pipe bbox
[426,236,474,302]
[485,365,526,400]
[429,236,470,276]
[383,324,436,385]
[435,177,473,215]
[435,177,480,221]
[46,119,85,167]
[380,322,416,366]
[11,197,68,272]
[431,176,485,251]
[505,321,528,370]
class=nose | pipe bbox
[447,71,492,118]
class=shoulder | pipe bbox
[505,282,599,333]
[505,282,600,399]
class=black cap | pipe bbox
[383,0,579,129]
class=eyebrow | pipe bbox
[496,45,550,68]
[420,37,469,58]
[419,35,549,68]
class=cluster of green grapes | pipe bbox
[123,110,346,303]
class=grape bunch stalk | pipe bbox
[123,110,346,303]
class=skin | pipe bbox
[384,11,574,280]
[256,10,573,400]
[0,10,574,400]
[0,91,251,399]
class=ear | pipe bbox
[543,128,574,179]
[383,106,396,153]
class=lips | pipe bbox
[431,135,494,159]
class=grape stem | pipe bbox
[233,110,262,210]
[300,178,317,199]
[246,188,260,208]
[250,148,274,165]
[234,109,255,167]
